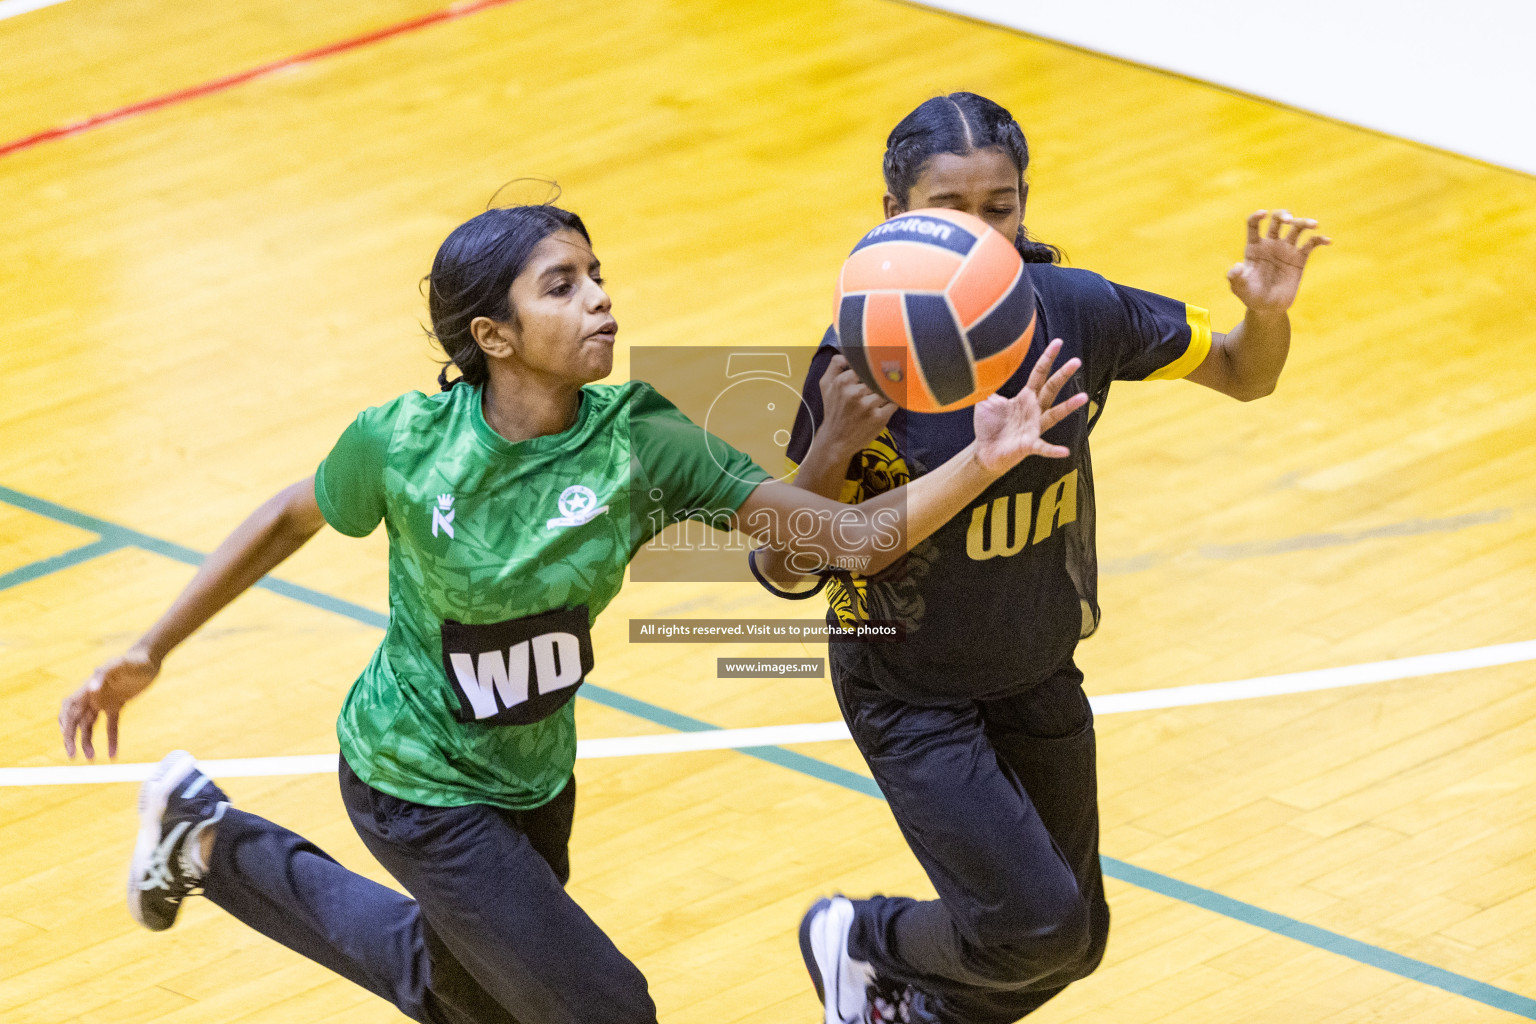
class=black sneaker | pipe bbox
[128,750,229,931]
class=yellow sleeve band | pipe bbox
[1144,303,1213,381]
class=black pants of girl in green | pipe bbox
[202,759,657,1024]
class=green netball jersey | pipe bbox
[315,380,769,810]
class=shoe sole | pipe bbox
[800,896,859,1024]
[127,750,198,930]
[798,897,831,1006]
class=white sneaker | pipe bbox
[799,896,875,1024]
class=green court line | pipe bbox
[2,482,1531,1018]
[0,537,123,591]
[1104,859,1536,1018]
[0,485,389,628]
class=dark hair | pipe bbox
[425,204,592,390]
[883,92,1062,265]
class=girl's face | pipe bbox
[479,229,617,384]
[884,147,1024,243]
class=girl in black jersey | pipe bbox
[753,93,1329,1024]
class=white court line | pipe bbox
[0,727,860,786]
[7,639,1533,786]
[1088,639,1536,714]
[0,0,71,22]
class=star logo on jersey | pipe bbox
[547,484,609,530]
[431,493,455,539]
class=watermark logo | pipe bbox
[702,352,813,487]
[627,345,906,584]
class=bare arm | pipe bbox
[740,445,995,578]
[59,476,327,759]
[753,354,896,589]
[1191,311,1291,402]
[1186,209,1330,401]
[740,342,1086,578]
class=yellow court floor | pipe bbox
[2,0,1535,1022]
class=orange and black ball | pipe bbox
[834,208,1037,413]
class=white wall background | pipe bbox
[920,0,1536,175]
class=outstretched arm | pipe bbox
[738,342,1086,577]
[753,353,897,590]
[59,476,327,759]
[1187,209,1331,401]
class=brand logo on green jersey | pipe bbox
[431,494,456,539]
[547,484,609,529]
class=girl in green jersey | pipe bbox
[58,203,1084,1024]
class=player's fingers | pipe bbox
[858,391,892,419]
[1037,358,1082,409]
[844,361,881,387]
[1284,217,1317,245]
[1247,210,1266,245]
[1042,386,1089,416]
[78,709,97,760]
[1022,355,1051,395]
[1300,235,1332,255]
[1267,210,1290,239]
[1038,392,1088,432]
[1033,440,1073,459]
[106,709,120,760]
[837,378,869,403]
[1025,339,1064,393]
[1034,372,1071,415]
[59,701,78,758]
[833,382,869,410]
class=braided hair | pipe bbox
[883,92,1062,265]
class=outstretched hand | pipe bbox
[60,647,160,759]
[1228,209,1331,313]
[972,339,1086,474]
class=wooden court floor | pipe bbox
[2,0,1535,1021]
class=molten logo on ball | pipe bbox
[833,208,1038,413]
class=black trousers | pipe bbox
[834,660,1110,1024]
[201,757,656,1024]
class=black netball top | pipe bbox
[760,263,1211,703]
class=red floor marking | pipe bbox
[0,0,523,160]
